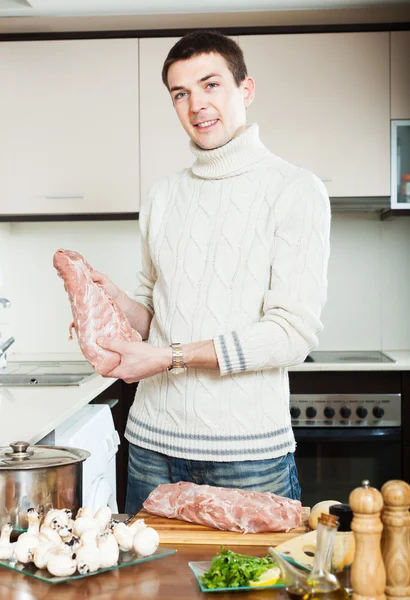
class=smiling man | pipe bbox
[95,31,331,514]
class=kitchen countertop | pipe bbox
[0,544,290,600]
[288,350,410,371]
[0,353,116,447]
[1,348,409,448]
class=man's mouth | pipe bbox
[194,119,218,130]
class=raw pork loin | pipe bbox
[143,482,302,534]
[53,249,141,376]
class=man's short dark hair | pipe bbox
[162,30,248,89]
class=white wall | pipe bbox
[0,221,141,354]
[0,213,409,354]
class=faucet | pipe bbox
[0,298,14,363]
[0,298,11,309]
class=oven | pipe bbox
[291,389,402,508]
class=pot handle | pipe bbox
[5,441,34,458]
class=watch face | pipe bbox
[169,367,185,375]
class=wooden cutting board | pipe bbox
[134,507,310,546]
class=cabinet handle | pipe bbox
[45,194,84,199]
[320,178,333,183]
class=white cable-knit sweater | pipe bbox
[125,124,331,461]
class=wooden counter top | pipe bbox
[0,544,290,600]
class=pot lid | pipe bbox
[0,441,90,470]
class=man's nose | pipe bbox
[189,91,208,113]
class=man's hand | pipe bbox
[91,270,153,339]
[97,338,172,383]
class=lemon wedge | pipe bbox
[249,566,281,587]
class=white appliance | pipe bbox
[54,404,120,513]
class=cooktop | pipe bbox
[305,351,394,363]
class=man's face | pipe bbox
[167,52,255,150]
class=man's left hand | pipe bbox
[96,338,172,383]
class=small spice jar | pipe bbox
[329,503,355,594]
[400,174,410,203]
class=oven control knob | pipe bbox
[324,407,335,418]
[373,406,385,419]
[290,407,301,419]
[340,406,351,419]
[306,407,317,419]
[356,406,368,419]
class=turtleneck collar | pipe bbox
[189,123,271,180]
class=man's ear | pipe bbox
[241,76,255,108]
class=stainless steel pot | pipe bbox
[0,440,90,530]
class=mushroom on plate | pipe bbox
[0,523,14,560]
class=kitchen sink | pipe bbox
[0,361,97,387]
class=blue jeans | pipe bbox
[125,443,301,515]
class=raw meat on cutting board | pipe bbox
[53,249,141,376]
[143,482,302,534]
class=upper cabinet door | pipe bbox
[391,31,410,119]
[239,32,390,197]
[0,39,139,215]
[139,37,192,200]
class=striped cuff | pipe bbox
[213,331,250,376]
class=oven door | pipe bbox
[293,427,402,507]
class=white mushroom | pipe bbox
[97,531,119,568]
[94,506,112,533]
[113,522,133,552]
[62,535,81,552]
[14,509,41,564]
[132,527,160,558]
[128,518,147,536]
[58,526,74,543]
[43,508,71,532]
[38,526,62,547]
[33,541,55,570]
[25,508,41,536]
[0,523,14,560]
[76,530,101,574]
[46,546,77,578]
[73,516,99,537]
[76,506,94,520]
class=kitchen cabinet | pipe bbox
[391,31,410,119]
[139,37,192,200]
[239,32,390,198]
[0,39,139,216]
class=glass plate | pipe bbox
[0,546,177,584]
[189,554,309,593]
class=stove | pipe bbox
[305,351,394,363]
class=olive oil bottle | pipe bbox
[270,513,349,600]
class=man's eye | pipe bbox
[174,92,186,100]
[206,82,219,89]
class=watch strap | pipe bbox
[168,342,186,371]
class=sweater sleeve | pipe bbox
[213,173,331,376]
[133,189,157,316]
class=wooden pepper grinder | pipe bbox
[381,479,410,599]
[349,479,386,600]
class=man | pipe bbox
[94,30,331,514]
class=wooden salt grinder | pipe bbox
[349,479,386,600]
[381,480,410,599]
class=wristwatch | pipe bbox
[167,343,186,374]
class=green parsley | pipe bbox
[200,548,277,589]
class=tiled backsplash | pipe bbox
[0,213,409,354]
